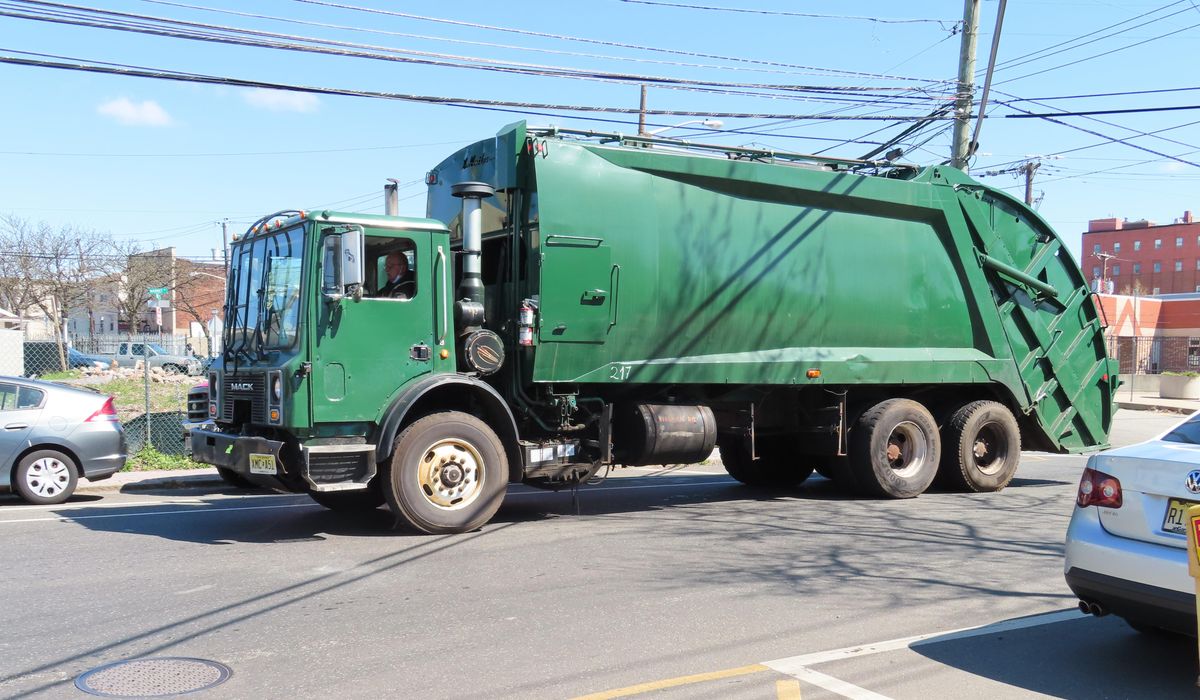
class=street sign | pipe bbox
[147,286,168,297]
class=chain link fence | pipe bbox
[8,329,208,458]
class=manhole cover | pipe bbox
[75,657,232,697]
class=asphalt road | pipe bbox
[0,410,1193,699]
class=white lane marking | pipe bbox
[765,609,1082,672]
[4,498,209,512]
[787,668,891,700]
[0,502,319,524]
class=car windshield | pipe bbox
[225,226,304,353]
[1161,415,1200,444]
[146,343,168,355]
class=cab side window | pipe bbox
[366,236,417,301]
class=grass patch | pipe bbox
[95,378,187,419]
[40,369,84,381]
[123,447,207,471]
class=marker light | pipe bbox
[806,369,821,379]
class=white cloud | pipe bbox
[241,89,319,113]
[96,98,173,127]
[1160,161,1186,173]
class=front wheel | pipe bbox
[848,399,940,498]
[385,411,508,534]
[161,364,184,375]
[15,450,79,505]
[718,435,814,487]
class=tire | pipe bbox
[162,364,184,375]
[216,467,255,489]
[385,411,508,534]
[938,400,1021,492]
[14,449,79,505]
[717,434,814,487]
[309,484,385,511]
[848,399,940,498]
[814,455,858,491]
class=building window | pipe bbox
[1134,240,1142,251]
[1191,339,1200,367]
[1154,262,1162,273]
[1112,265,1121,276]
[1113,242,1121,253]
[1155,239,1162,249]
[1092,243,1101,254]
[1153,287,1161,294]
[1178,237,1185,247]
[1092,266,1101,277]
[1177,260,1184,272]
[1133,263,1141,274]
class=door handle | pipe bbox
[581,289,607,305]
[5,423,28,430]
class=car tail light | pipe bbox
[85,396,119,423]
[1077,467,1122,508]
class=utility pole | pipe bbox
[1021,160,1040,206]
[951,0,981,171]
[638,84,647,136]
[220,219,229,277]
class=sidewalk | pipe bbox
[78,393,1196,495]
[1115,391,1200,415]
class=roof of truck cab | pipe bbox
[309,210,448,233]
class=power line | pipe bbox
[0,53,963,122]
[1006,104,1200,118]
[290,0,950,84]
[0,140,467,158]
[618,0,959,28]
[1,1,954,101]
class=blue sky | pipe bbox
[2,0,1197,265]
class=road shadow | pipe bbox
[910,613,1198,698]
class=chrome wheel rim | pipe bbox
[25,457,71,499]
[885,421,928,478]
[416,439,483,510]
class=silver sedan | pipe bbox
[0,376,127,504]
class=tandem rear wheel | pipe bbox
[848,398,941,499]
[385,411,509,535]
[717,434,814,487]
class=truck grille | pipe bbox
[186,386,209,422]
[222,373,266,424]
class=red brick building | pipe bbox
[1081,212,1200,295]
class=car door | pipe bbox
[0,382,40,472]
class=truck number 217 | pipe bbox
[609,365,630,381]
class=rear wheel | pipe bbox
[939,400,1021,492]
[385,411,508,534]
[309,484,385,511]
[718,434,814,487]
[848,399,940,498]
[162,363,184,375]
[14,450,78,505]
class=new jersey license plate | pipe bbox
[248,453,276,475]
[1162,498,1197,535]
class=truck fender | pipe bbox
[374,374,523,482]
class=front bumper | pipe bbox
[189,426,288,490]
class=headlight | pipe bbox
[271,374,282,401]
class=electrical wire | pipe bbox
[618,0,958,28]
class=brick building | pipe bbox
[1081,211,1200,295]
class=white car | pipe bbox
[1065,412,1199,636]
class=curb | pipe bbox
[1117,401,1195,415]
[78,475,229,494]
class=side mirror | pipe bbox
[321,227,365,302]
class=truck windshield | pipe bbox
[225,226,305,353]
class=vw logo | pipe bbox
[1187,470,1200,494]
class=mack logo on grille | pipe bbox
[230,382,255,391]
[1186,470,1200,494]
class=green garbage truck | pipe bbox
[190,121,1117,534]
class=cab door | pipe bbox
[310,228,439,425]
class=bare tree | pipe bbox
[172,259,225,356]
[111,241,175,336]
[0,215,124,367]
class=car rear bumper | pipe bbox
[1064,506,1195,634]
[76,425,127,481]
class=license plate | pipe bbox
[248,453,276,475]
[1162,498,1197,535]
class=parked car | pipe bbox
[1065,411,1199,636]
[0,376,127,504]
[113,342,200,375]
[23,343,112,377]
